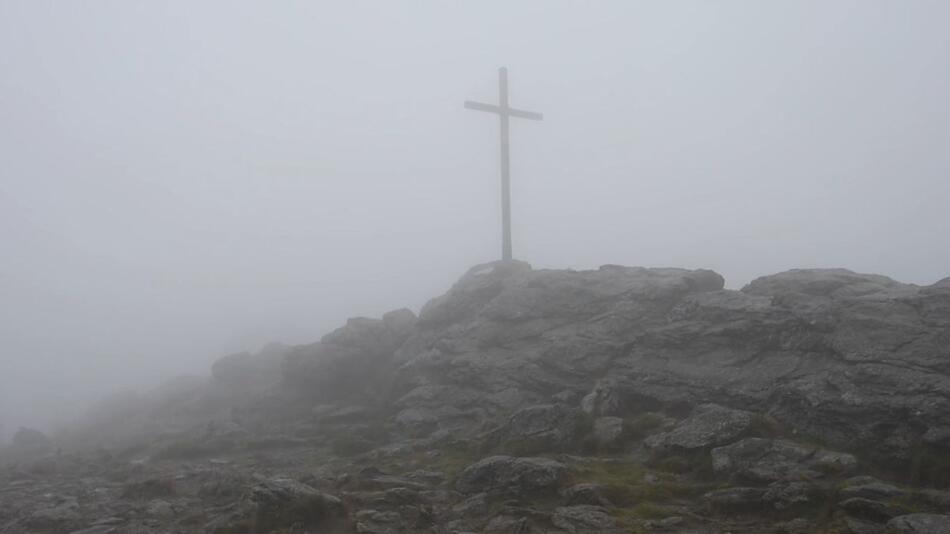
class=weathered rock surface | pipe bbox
[455,455,566,495]
[487,403,583,453]
[645,403,754,453]
[887,513,950,533]
[711,438,857,482]
[387,262,950,467]
[5,261,949,533]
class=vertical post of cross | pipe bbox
[498,67,512,261]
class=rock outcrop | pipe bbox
[374,262,950,471]
[3,260,949,533]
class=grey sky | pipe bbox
[1,1,948,436]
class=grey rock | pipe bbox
[838,497,904,522]
[762,480,823,510]
[355,509,403,534]
[455,455,566,495]
[711,438,856,482]
[645,404,754,453]
[887,513,950,533]
[551,505,616,533]
[489,404,581,453]
[394,264,950,464]
[452,492,489,518]
[840,478,908,500]
[242,477,346,531]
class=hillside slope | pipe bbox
[3,261,950,533]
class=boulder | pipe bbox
[488,404,582,453]
[839,477,908,501]
[455,455,566,495]
[551,505,617,533]
[839,497,905,522]
[235,478,347,533]
[887,513,950,533]
[392,264,950,465]
[645,404,755,453]
[711,438,856,482]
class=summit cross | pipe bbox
[464,67,543,262]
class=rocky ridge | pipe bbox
[3,261,950,533]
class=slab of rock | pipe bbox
[711,438,857,482]
[645,404,754,453]
[244,478,345,532]
[763,480,824,511]
[393,263,950,465]
[551,505,617,533]
[839,477,908,500]
[455,455,566,495]
[488,404,582,453]
[838,497,905,522]
[887,513,950,533]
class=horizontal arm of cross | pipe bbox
[464,101,543,121]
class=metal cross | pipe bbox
[465,67,543,262]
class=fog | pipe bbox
[1,1,948,440]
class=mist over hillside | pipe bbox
[2,1,950,532]
[2,1,950,441]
